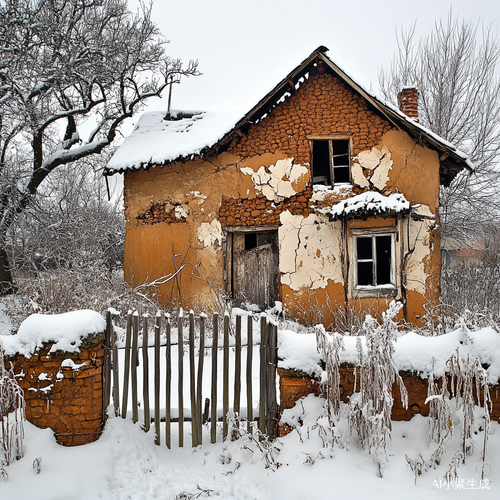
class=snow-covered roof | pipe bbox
[106,110,243,173]
[105,46,473,184]
[1,310,106,357]
[323,192,410,220]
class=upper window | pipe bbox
[354,233,395,289]
[311,139,350,185]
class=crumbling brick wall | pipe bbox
[5,333,105,446]
[279,365,500,428]
[230,71,393,163]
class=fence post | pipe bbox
[102,311,112,418]
[234,315,241,417]
[246,314,253,433]
[178,311,184,447]
[165,313,172,449]
[222,313,230,440]
[196,314,206,445]
[266,322,278,439]
[211,313,218,444]
[154,313,161,445]
[189,311,197,447]
[142,315,150,432]
[258,314,267,434]
[121,312,133,419]
[111,312,120,417]
[131,312,139,424]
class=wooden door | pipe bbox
[232,231,278,309]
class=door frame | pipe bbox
[223,225,280,306]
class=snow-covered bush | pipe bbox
[0,340,25,479]
[347,301,408,476]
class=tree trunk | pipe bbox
[0,243,15,294]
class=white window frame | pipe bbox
[351,227,398,298]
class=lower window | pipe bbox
[354,232,395,289]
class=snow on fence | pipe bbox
[103,310,279,447]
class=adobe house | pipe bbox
[105,46,472,327]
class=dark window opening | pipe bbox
[311,138,350,185]
[356,234,393,287]
[312,140,331,185]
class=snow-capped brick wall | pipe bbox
[278,328,500,433]
[3,310,107,446]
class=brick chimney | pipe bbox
[398,87,419,122]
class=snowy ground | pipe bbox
[1,394,498,500]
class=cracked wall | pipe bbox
[122,69,442,323]
[240,158,309,202]
[278,210,342,291]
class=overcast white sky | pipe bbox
[127,0,499,120]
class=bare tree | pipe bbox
[0,0,199,292]
[379,15,500,243]
[9,152,125,277]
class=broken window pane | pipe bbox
[311,138,350,185]
[376,235,392,285]
[358,261,373,286]
[357,237,372,260]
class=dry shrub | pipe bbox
[0,340,25,479]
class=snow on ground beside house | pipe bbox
[278,326,500,383]
[2,307,500,498]
[1,310,106,358]
[1,394,498,500]
[106,109,243,173]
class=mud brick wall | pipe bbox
[137,201,188,225]
[230,71,393,163]
[279,364,500,429]
[219,187,312,226]
[6,333,105,446]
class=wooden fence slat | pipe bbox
[142,315,150,432]
[121,312,133,419]
[131,313,139,424]
[103,311,112,416]
[196,314,206,445]
[110,312,120,417]
[234,315,241,418]
[211,313,218,444]
[189,311,197,447]
[178,312,184,447]
[246,314,253,433]
[165,314,172,449]
[154,313,161,445]
[258,314,267,434]
[266,322,278,439]
[222,313,230,440]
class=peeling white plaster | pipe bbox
[354,146,393,190]
[278,210,343,291]
[186,191,207,203]
[351,163,370,188]
[241,158,309,202]
[197,220,223,247]
[412,204,435,218]
[406,218,433,295]
[174,205,189,219]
